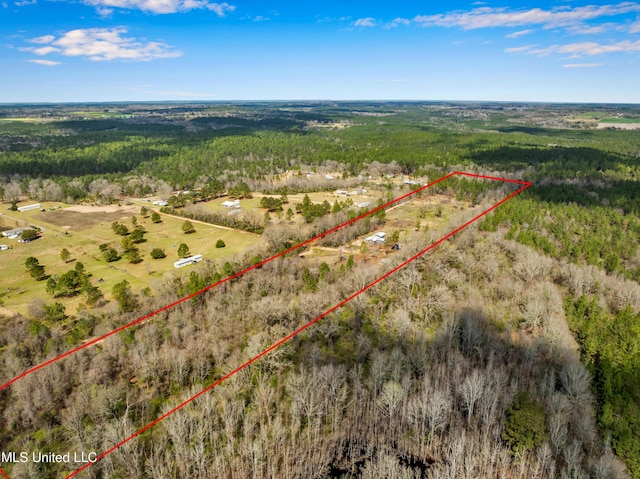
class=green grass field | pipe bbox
[0,117,57,123]
[598,117,640,124]
[568,113,640,124]
[0,186,413,316]
[0,202,262,315]
[385,193,468,230]
[191,190,382,215]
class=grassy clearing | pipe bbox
[0,185,436,316]
[192,196,263,214]
[568,113,640,124]
[298,192,470,268]
[194,190,383,215]
[0,203,262,316]
[598,117,640,124]
[0,118,57,123]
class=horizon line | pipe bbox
[1,99,640,106]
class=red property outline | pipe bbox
[0,172,530,479]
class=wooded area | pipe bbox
[1,102,639,478]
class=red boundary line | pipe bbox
[0,172,530,478]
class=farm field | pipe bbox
[0,201,262,315]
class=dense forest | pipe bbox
[1,102,639,478]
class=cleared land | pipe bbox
[0,179,440,316]
[0,202,262,315]
[35,204,139,230]
[299,192,472,267]
[597,122,640,130]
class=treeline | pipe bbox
[2,111,639,199]
[480,189,640,279]
[0,137,170,177]
[168,205,265,234]
[566,295,640,477]
[470,146,640,182]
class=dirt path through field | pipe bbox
[129,199,260,237]
[0,212,48,232]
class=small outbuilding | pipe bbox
[222,199,241,208]
[365,232,386,245]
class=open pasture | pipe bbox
[0,202,262,316]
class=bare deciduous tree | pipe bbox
[459,369,485,427]
[378,381,406,421]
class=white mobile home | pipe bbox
[2,227,33,238]
[173,254,203,268]
[17,203,41,213]
[222,199,241,208]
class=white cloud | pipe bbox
[206,1,234,16]
[567,23,614,34]
[316,16,351,24]
[509,39,640,56]
[23,28,182,62]
[28,34,55,44]
[413,3,640,30]
[354,17,377,27]
[562,63,603,67]
[29,46,61,55]
[28,59,61,66]
[97,6,114,16]
[504,45,536,53]
[83,0,235,15]
[384,17,411,29]
[630,19,640,32]
[253,15,270,22]
[505,29,533,38]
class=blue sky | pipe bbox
[2,1,640,102]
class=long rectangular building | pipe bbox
[17,203,41,213]
[173,254,203,268]
[2,227,34,238]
